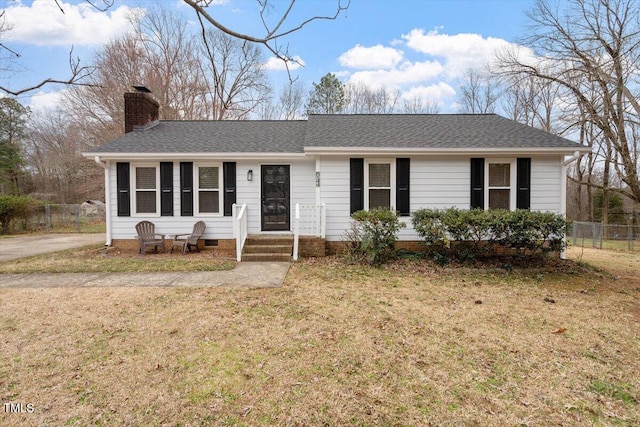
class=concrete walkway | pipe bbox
[0,233,106,262]
[0,262,290,289]
[0,233,290,289]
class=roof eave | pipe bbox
[82,151,306,160]
[302,146,591,155]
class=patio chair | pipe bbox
[171,221,206,255]
[135,221,166,255]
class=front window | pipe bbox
[195,164,222,215]
[134,165,158,215]
[487,161,513,210]
[365,160,394,210]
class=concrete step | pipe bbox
[243,244,293,254]
[245,236,294,246]
[241,253,292,262]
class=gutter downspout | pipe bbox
[560,151,581,260]
[94,156,112,247]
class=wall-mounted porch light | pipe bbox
[315,172,320,187]
[247,169,253,181]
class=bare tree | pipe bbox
[63,35,148,145]
[25,109,101,202]
[277,80,306,119]
[65,4,268,146]
[497,0,640,206]
[457,69,501,114]
[401,96,440,114]
[343,83,399,114]
[198,28,270,120]
[132,6,211,120]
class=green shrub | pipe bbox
[412,208,569,261]
[446,208,497,260]
[411,208,447,254]
[344,208,406,265]
[0,195,40,234]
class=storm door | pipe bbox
[261,165,290,231]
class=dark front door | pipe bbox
[261,165,290,231]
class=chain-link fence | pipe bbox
[570,221,640,251]
[20,202,106,233]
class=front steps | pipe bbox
[241,234,293,262]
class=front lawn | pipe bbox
[0,244,235,273]
[0,247,638,425]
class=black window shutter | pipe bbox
[223,162,236,216]
[470,158,485,210]
[396,158,410,216]
[116,162,130,217]
[350,158,364,214]
[516,158,531,210]
[160,162,173,216]
[180,162,193,216]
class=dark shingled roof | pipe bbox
[304,114,581,149]
[87,114,584,155]
[89,120,308,154]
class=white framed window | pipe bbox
[364,159,395,210]
[132,163,160,216]
[195,163,223,216]
[485,159,516,210]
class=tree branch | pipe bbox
[0,49,97,97]
[183,0,348,65]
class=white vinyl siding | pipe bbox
[108,159,316,241]
[319,158,351,241]
[322,157,472,241]
[107,155,564,243]
[408,157,469,209]
[530,156,562,213]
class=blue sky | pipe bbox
[1,0,537,113]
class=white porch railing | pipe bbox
[293,203,326,261]
[232,203,248,262]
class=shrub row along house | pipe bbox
[83,87,589,260]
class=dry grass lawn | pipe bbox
[0,245,235,273]
[1,247,639,426]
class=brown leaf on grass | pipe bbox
[552,328,567,334]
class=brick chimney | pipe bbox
[124,86,159,133]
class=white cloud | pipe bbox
[338,44,404,69]
[27,90,67,113]
[263,56,305,71]
[332,70,351,79]
[401,82,456,103]
[346,60,444,89]
[402,28,514,77]
[4,0,142,46]
[332,27,539,112]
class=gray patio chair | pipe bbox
[135,221,166,255]
[171,221,206,255]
